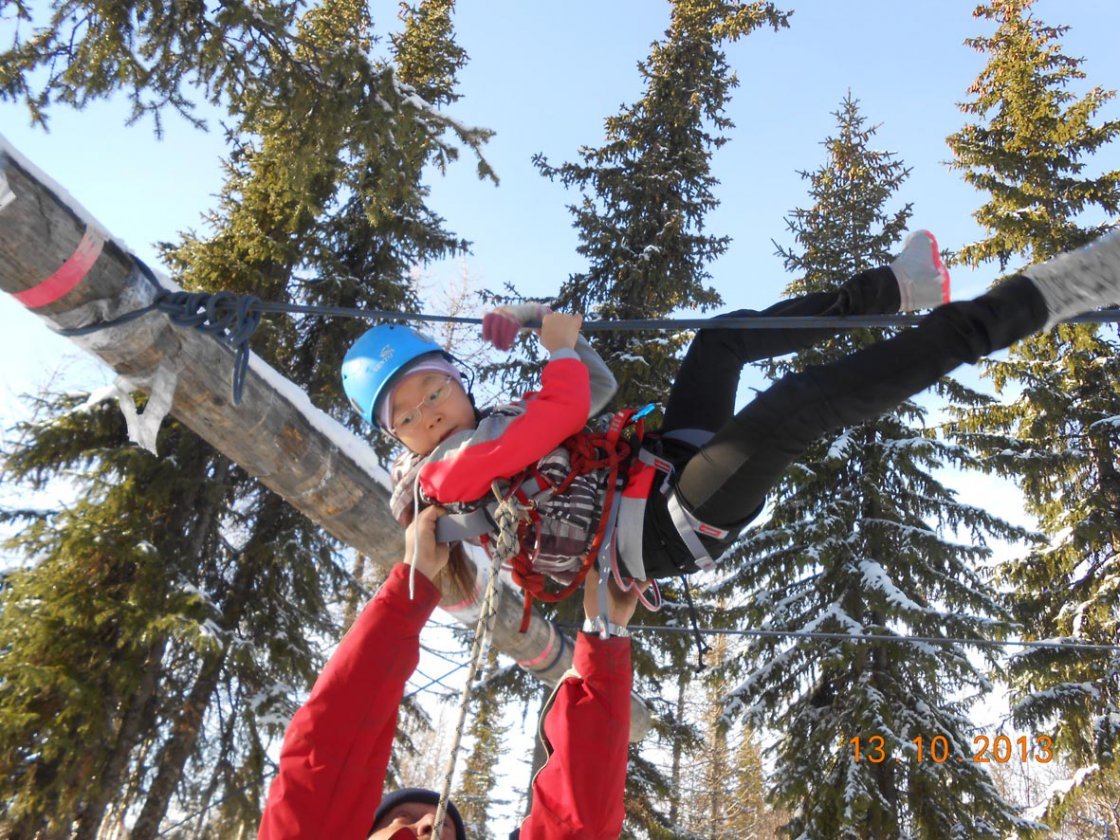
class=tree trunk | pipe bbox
[73,635,168,840]
[190,704,240,838]
[129,536,264,840]
[342,553,368,632]
[668,667,689,824]
[523,686,552,820]
[76,460,230,839]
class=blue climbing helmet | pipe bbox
[341,324,453,427]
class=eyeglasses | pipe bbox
[390,376,456,432]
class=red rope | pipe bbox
[504,409,645,631]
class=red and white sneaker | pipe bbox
[891,230,951,312]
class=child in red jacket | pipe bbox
[342,228,1120,593]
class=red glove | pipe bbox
[481,303,551,351]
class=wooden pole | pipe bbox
[0,136,650,738]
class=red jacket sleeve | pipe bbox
[419,356,591,504]
[257,564,440,840]
[517,633,632,839]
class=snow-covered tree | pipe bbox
[483,2,791,833]
[945,0,1120,824]
[0,397,250,840]
[0,1,487,836]
[533,0,789,410]
[721,94,1040,838]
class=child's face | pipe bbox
[388,370,476,456]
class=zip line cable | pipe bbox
[54,259,1120,404]
[243,298,1120,331]
[407,660,472,700]
[553,622,1120,654]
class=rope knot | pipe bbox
[158,291,263,404]
[490,480,531,563]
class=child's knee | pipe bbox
[739,371,829,444]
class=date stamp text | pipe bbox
[849,734,1054,764]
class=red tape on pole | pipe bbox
[515,623,558,669]
[12,230,105,309]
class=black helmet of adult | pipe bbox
[370,787,466,839]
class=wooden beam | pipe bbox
[0,136,650,739]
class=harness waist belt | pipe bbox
[434,477,549,543]
[435,509,491,542]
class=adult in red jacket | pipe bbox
[258,505,638,840]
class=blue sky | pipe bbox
[3,0,1118,414]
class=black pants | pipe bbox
[641,269,1048,577]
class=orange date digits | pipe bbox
[973,734,1053,763]
[1036,734,1054,762]
[850,734,1054,763]
[849,735,887,763]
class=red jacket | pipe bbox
[258,563,631,839]
[419,355,593,504]
[516,624,631,839]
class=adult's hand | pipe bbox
[481,302,550,351]
[404,505,450,583]
[583,573,647,630]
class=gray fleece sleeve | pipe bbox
[561,336,617,416]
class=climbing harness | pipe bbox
[624,443,720,669]
[432,406,741,639]
[486,404,652,632]
[666,490,730,572]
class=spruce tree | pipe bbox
[681,625,778,837]
[138,0,486,833]
[0,0,488,836]
[513,3,791,833]
[0,397,242,840]
[530,0,790,409]
[721,95,1039,838]
[945,0,1120,823]
[0,0,308,133]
